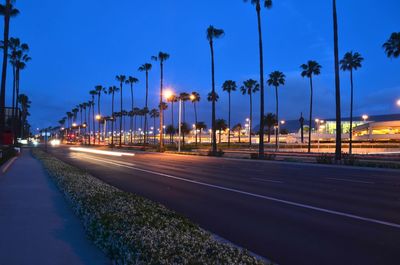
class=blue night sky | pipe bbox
[4,0,400,130]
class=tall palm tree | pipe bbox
[107,86,119,146]
[95,85,105,142]
[152,52,170,151]
[138,64,152,144]
[264,113,277,143]
[332,0,342,161]
[150,108,159,144]
[89,90,97,144]
[383,32,400,58]
[0,1,19,140]
[232,123,243,143]
[166,124,175,144]
[207,25,224,154]
[116,75,126,147]
[244,0,272,158]
[132,107,140,143]
[222,80,237,147]
[125,76,139,144]
[301,60,322,153]
[82,102,88,143]
[190,92,200,145]
[267,71,285,151]
[340,51,364,154]
[241,79,259,147]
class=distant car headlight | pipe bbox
[50,139,61,146]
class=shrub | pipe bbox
[316,154,334,164]
[342,153,358,166]
[207,149,225,157]
[32,149,266,265]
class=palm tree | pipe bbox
[332,0,342,161]
[132,107,141,143]
[216,119,228,144]
[264,113,277,143]
[301,60,322,153]
[222,80,237,147]
[107,86,119,146]
[232,123,243,143]
[179,122,190,146]
[179,92,190,123]
[72,108,79,123]
[207,91,219,102]
[150,108,160,144]
[0,1,19,140]
[95,85,105,142]
[207,25,224,154]
[166,124,175,144]
[244,0,272,158]
[196,122,207,144]
[167,93,178,130]
[125,76,139,144]
[138,64,152,144]
[17,94,30,138]
[241,79,259,147]
[116,75,126,147]
[152,52,170,151]
[267,71,285,151]
[89,90,97,144]
[190,92,200,145]
[340,51,364,155]
[383,32,400,58]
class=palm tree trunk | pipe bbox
[14,67,20,141]
[130,83,134,145]
[219,129,222,143]
[159,63,164,150]
[171,102,174,140]
[194,102,198,146]
[88,105,91,145]
[228,92,231,147]
[153,117,156,144]
[349,69,354,155]
[84,108,87,144]
[111,93,115,146]
[0,0,11,142]
[275,86,279,152]
[256,3,265,158]
[308,77,314,153]
[249,93,252,147]
[210,40,217,154]
[119,83,123,147]
[144,72,149,147]
[92,99,96,145]
[11,64,16,142]
[268,127,271,143]
[333,0,342,161]
[98,94,101,143]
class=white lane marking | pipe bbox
[251,178,284,184]
[326,177,374,185]
[75,154,400,229]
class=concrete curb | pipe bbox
[1,156,18,174]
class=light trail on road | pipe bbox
[69,147,135,157]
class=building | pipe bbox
[353,121,400,141]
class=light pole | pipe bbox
[277,120,285,152]
[362,114,369,123]
[315,119,325,152]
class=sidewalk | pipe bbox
[0,148,110,265]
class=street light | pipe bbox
[95,114,101,120]
[362,114,369,122]
[397,99,400,107]
[164,89,173,101]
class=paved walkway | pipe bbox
[0,148,110,265]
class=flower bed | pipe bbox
[32,149,268,265]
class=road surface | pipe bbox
[46,146,400,265]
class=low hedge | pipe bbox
[32,149,268,265]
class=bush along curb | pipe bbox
[32,149,269,265]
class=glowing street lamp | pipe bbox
[190,94,196,101]
[362,114,369,122]
[95,114,102,121]
[164,89,173,100]
[397,99,400,107]
[72,123,77,127]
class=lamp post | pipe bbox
[362,114,369,123]
[178,96,182,152]
[277,120,285,152]
[315,119,325,152]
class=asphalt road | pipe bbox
[47,146,400,265]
